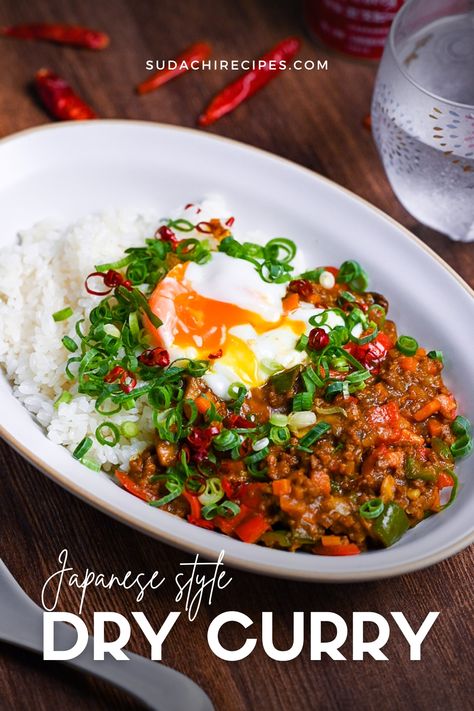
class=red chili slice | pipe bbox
[289,279,313,300]
[138,348,170,367]
[155,225,178,250]
[208,348,223,359]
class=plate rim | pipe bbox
[0,118,472,582]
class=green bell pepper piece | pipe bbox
[268,365,300,395]
[373,502,409,547]
[405,456,437,482]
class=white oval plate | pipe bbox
[0,120,473,582]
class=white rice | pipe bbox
[0,196,232,471]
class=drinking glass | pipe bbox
[372,0,474,241]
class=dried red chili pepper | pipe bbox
[0,23,109,49]
[155,225,178,250]
[224,414,254,429]
[136,41,212,95]
[289,279,313,300]
[35,69,97,121]
[208,348,223,359]
[308,327,330,351]
[138,348,170,368]
[104,366,137,393]
[85,269,132,295]
[198,36,301,126]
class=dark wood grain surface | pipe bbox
[0,1,473,710]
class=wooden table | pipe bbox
[1,1,472,709]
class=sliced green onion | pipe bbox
[315,405,347,417]
[95,255,133,272]
[96,422,120,447]
[252,437,270,452]
[451,415,471,438]
[269,413,288,427]
[337,260,369,292]
[103,324,121,339]
[150,490,181,507]
[359,498,384,519]
[299,268,324,282]
[52,306,73,322]
[245,448,269,465]
[62,336,78,352]
[293,392,313,411]
[198,477,224,506]
[73,436,93,460]
[298,422,331,450]
[167,218,195,232]
[427,350,444,363]
[54,391,73,409]
[351,322,379,345]
[120,421,139,438]
[288,410,316,432]
[81,456,101,472]
[213,429,241,451]
[450,434,473,459]
[295,335,309,352]
[269,426,291,445]
[396,335,418,356]
[228,382,247,410]
[264,238,296,264]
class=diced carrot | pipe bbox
[428,419,443,437]
[437,472,454,489]
[115,470,148,502]
[321,535,343,547]
[195,395,211,414]
[282,292,299,313]
[416,347,426,357]
[234,514,270,544]
[413,399,441,422]
[272,478,291,496]
[399,356,417,372]
[313,543,360,556]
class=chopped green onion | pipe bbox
[396,335,418,356]
[337,260,369,293]
[103,323,121,339]
[245,448,269,465]
[120,421,139,438]
[228,382,247,410]
[315,405,347,417]
[451,415,471,437]
[52,306,73,322]
[73,436,93,460]
[96,422,120,447]
[297,422,331,450]
[213,429,241,451]
[359,498,384,519]
[269,413,288,427]
[293,392,313,411]
[252,437,270,452]
[61,336,78,352]
[54,391,73,409]
[95,255,133,272]
[288,410,316,432]
[450,434,473,459]
[81,456,101,472]
[198,477,224,506]
[427,350,444,363]
[269,426,291,445]
[295,335,309,352]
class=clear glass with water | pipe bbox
[372,0,474,241]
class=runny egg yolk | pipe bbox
[145,262,306,389]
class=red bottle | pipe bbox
[304,0,404,60]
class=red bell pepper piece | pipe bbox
[136,42,212,95]
[233,514,270,544]
[436,472,455,489]
[35,69,97,121]
[115,470,148,502]
[1,23,109,49]
[198,36,301,126]
[313,543,361,556]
